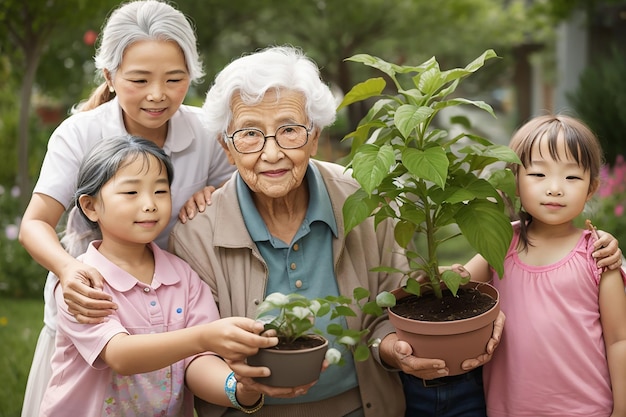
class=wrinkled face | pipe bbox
[517,132,595,227]
[221,89,319,198]
[80,155,172,247]
[107,40,190,140]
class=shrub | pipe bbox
[583,155,626,253]
[568,46,626,167]
[0,184,47,299]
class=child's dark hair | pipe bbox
[506,114,603,250]
[60,135,173,256]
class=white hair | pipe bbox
[202,45,337,142]
[94,0,204,83]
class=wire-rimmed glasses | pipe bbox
[224,124,312,154]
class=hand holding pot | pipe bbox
[226,358,323,399]
[460,310,505,370]
[380,333,448,379]
[379,309,505,380]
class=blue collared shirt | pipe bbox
[237,162,358,403]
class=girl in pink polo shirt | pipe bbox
[462,115,626,417]
[39,136,275,416]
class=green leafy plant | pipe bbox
[255,288,395,364]
[339,50,520,299]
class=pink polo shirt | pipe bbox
[39,241,220,417]
[484,225,626,417]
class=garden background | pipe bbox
[1,1,626,415]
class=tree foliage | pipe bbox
[568,46,626,166]
[1,0,556,201]
[185,0,543,129]
[0,0,112,208]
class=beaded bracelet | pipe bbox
[224,371,264,414]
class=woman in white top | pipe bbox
[18,2,234,415]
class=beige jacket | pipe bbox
[170,159,407,417]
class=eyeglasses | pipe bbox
[224,124,312,154]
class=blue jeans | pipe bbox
[400,367,487,417]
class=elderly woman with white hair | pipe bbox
[169,45,504,417]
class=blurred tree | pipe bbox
[186,0,544,130]
[0,0,111,209]
[529,0,625,22]
[568,46,626,166]
[1,0,561,200]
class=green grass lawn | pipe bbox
[0,297,43,417]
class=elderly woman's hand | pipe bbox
[379,309,505,378]
[178,185,216,223]
[226,359,321,399]
[60,261,117,324]
[379,333,449,380]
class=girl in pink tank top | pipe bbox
[462,115,626,417]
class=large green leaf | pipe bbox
[394,105,434,139]
[338,77,386,110]
[455,200,513,279]
[463,49,498,73]
[438,49,498,85]
[345,54,403,79]
[352,143,395,194]
[399,203,426,226]
[418,67,445,95]
[445,178,500,204]
[488,169,517,204]
[440,269,469,297]
[342,189,380,234]
[394,220,417,248]
[401,147,448,189]
[435,98,495,117]
[458,143,521,165]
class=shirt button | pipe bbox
[150,301,157,306]
[293,243,299,251]
[290,262,297,270]
[295,280,303,288]
[143,287,150,293]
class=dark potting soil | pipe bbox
[270,336,326,351]
[390,287,497,322]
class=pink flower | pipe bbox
[615,205,624,217]
[5,224,18,240]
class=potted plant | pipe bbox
[247,288,395,387]
[339,49,520,375]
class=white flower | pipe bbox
[376,291,396,308]
[308,300,321,314]
[256,292,291,315]
[337,335,358,346]
[291,306,311,320]
[264,292,290,306]
[325,348,342,365]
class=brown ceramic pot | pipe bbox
[247,335,328,387]
[389,281,500,376]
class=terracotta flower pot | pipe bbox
[247,335,328,387]
[389,281,500,376]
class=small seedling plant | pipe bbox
[255,288,395,365]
